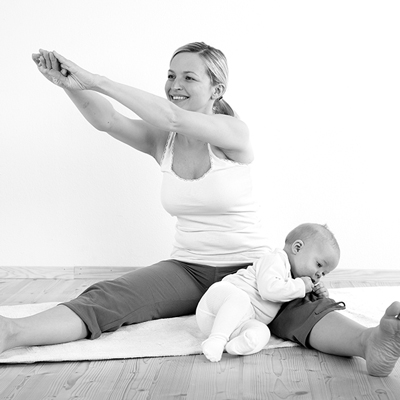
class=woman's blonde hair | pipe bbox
[171,42,235,117]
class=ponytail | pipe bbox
[213,97,235,117]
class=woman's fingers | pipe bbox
[39,49,52,69]
[49,52,60,71]
[32,52,44,68]
[34,48,92,90]
[34,49,66,77]
[53,51,70,70]
[52,51,66,63]
[52,51,74,76]
[33,49,71,87]
[32,53,40,64]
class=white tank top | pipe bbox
[160,132,272,266]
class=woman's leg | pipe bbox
[269,292,400,377]
[0,260,208,353]
[309,301,400,377]
[0,305,87,353]
[63,260,208,339]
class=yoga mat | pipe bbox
[0,287,398,364]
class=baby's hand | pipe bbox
[312,281,329,299]
[300,276,314,293]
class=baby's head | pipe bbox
[284,223,340,284]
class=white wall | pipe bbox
[1,0,399,270]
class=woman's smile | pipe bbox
[170,95,189,101]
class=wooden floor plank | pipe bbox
[145,357,194,399]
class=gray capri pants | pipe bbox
[61,259,345,348]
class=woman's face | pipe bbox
[165,52,216,114]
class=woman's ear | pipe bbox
[292,240,304,254]
[212,84,225,99]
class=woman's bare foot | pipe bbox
[363,301,400,377]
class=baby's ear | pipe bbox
[292,240,304,254]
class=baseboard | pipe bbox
[1,266,400,282]
[0,266,138,280]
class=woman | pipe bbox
[1,43,399,377]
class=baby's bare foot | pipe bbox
[364,301,400,377]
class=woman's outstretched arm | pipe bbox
[92,74,251,154]
[32,50,167,160]
[35,50,252,163]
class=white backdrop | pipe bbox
[1,0,399,270]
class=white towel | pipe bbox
[0,287,397,364]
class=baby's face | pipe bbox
[291,240,339,284]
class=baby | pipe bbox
[196,223,340,362]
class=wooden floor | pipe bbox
[0,268,400,400]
